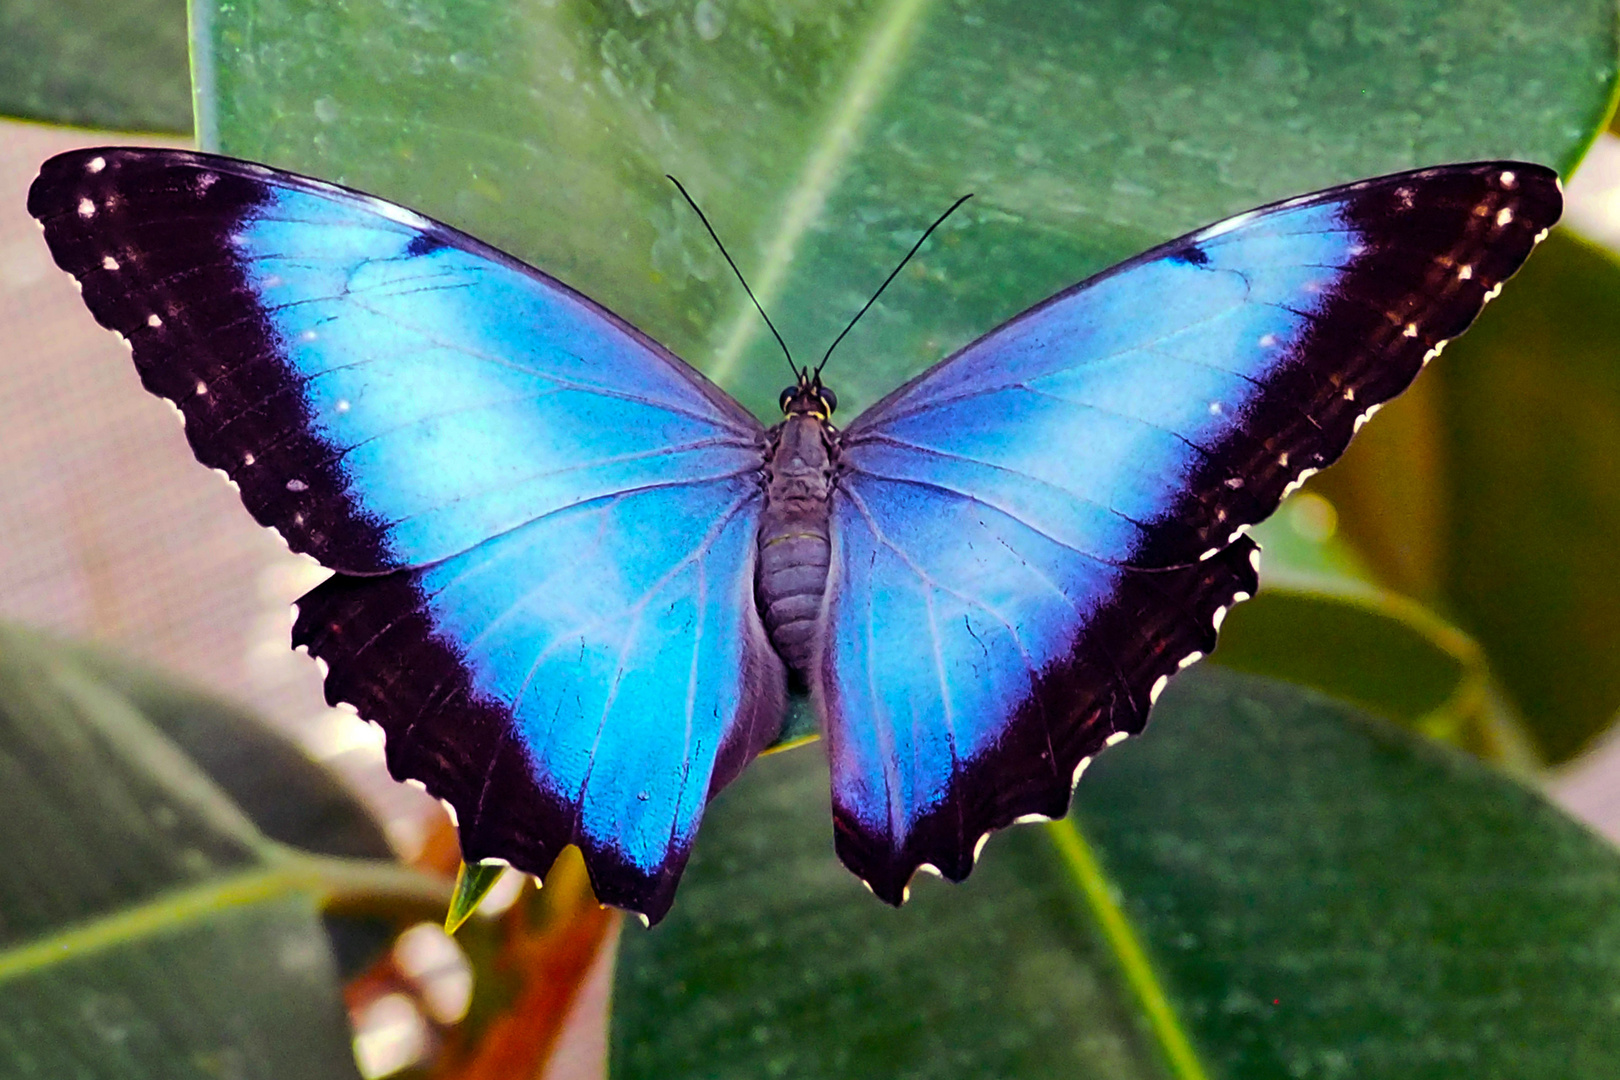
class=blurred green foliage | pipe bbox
[0,627,446,1078]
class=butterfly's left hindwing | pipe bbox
[822,163,1561,903]
[295,472,784,922]
[29,148,783,922]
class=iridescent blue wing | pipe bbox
[29,148,784,921]
[821,163,1561,903]
[293,475,784,921]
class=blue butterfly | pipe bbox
[29,149,1559,922]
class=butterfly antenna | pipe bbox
[666,175,800,381]
[814,193,973,378]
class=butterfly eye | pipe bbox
[779,387,796,414]
[819,387,837,414]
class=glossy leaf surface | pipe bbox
[198,0,1618,422]
[614,667,1620,1078]
[0,0,190,131]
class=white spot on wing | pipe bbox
[102,255,119,271]
[1014,813,1051,825]
[335,399,351,413]
[373,199,432,229]
[77,197,95,218]
[1403,323,1418,338]
[147,313,162,327]
[243,452,256,466]
[87,156,106,173]
[1208,401,1223,415]
[287,478,309,492]
[1458,265,1474,281]
[1280,467,1319,500]
[1072,756,1093,785]
[1150,674,1169,703]
[1212,605,1229,631]
[1248,548,1262,573]
[973,833,990,863]
[1483,283,1503,301]
[917,863,942,878]
[1343,387,1355,401]
[1258,333,1277,348]
[194,381,208,396]
[1199,547,1220,561]
[1353,401,1386,433]
[1500,170,1517,189]
[1178,651,1204,670]
[1198,209,1259,240]
[1497,207,1514,226]
[1105,731,1129,747]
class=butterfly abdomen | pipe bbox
[757,414,835,677]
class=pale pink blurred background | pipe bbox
[0,120,610,1080]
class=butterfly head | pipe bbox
[780,370,837,419]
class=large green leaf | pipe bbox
[199,0,1618,422]
[613,667,1620,1078]
[0,627,445,1077]
[0,0,191,132]
[193,0,1618,766]
[1322,229,1620,763]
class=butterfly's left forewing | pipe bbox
[30,148,784,922]
[821,163,1561,903]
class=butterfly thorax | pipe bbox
[757,412,836,679]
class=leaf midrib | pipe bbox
[0,852,444,985]
[1046,818,1211,1080]
[706,0,937,386]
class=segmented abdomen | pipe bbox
[758,520,830,677]
[757,413,834,679]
